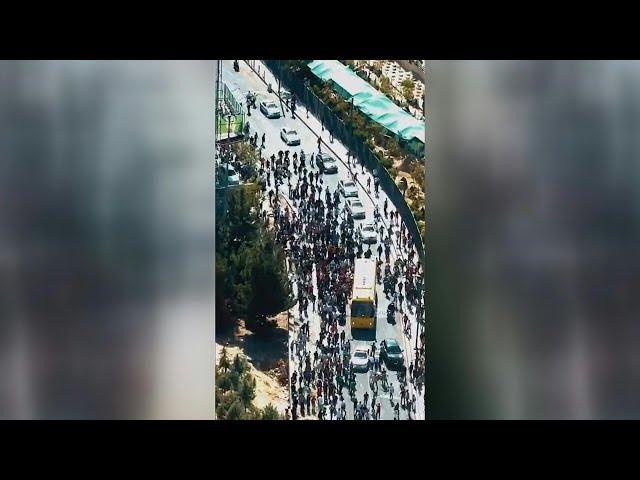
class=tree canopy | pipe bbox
[215,181,292,332]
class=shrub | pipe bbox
[261,404,282,420]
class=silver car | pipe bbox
[346,198,366,220]
[280,127,301,146]
[359,223,378,244]
[339,179,359,198]
[351,346,370,373]
[316,152,338,174]
[259,100,281,118]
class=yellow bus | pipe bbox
[350,258,377,330]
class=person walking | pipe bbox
[317,136,322,152]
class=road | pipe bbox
[220,60,425,420]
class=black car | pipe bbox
[315,152,338,174]
[380,339,404,369]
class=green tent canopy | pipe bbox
[307,60,425,147]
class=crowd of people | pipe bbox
[248,122,425,420]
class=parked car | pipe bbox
[350,346,370,373]
[339,179,359,198]
[218,164,240,186]
[359,223,378,244]
[280,127,301,146]
[345,198,366,219]
[259,100,281,118]
[315,152,338,174]
[379,338,404,369]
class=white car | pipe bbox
[259,100,281,118]
[359,223,378,244]
[345,198,366,220]
[219,164,240,186]
[339,179,359,198]
[280,127,301,146]
[351,346,370,373]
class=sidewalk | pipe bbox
[247,60,425,419]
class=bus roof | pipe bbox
[352,258,376,299]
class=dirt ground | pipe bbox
[393,160,425,208]
[216,313,290,414]
[216,343,289,412]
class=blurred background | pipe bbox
[0,61,215,419]
[427,61,640,419]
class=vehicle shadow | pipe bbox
[351,328,376,342]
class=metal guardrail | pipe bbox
[262,60,425,265]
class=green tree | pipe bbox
[379,76,394,97]
[232,353,247,376]
[215,258,233,330]
[238,374,256,409]
[219,347,231,372]
[261,404,281,420]
[373,61,383,77]
[216,369,233,391]
[232,142,259,170]
[225,399,246,420]
[387,138,403,159]
[401,78,415,103]
[245,233,292,329]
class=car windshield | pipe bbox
[288,130,298,136]
[387,343,401,354]
[354,351,367,359]
[323,158,335,164]
[345,181,355,187]
[363,225,374,232]
[266,103,277,108]
[352,201,363,208]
